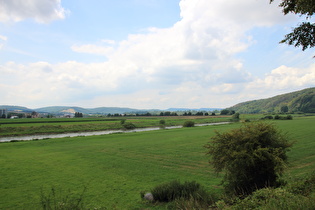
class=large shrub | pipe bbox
[231,113,240,122]
[122,122,136,129]
[183,121,195,127]
[205,122,293,195]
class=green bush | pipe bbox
[159,120,166,129]
[233,188,315,210]
[151,180,211,204]
[122,122,136,129]
[274,115,293,120]
[231,113,240,122]
[183,121,195,127]
[261,115,273,120]
[159,120,166,125]
[286,115,293,120]
[205,122,293,195]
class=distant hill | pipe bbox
[34,106,89,114]
[3,88,313,115]
[229,87,315,113]
[33,106,146,114]
[0,105,34,113]
[0,105,221,115]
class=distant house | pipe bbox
[10,116,18,119]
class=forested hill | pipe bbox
[229,87,315,114]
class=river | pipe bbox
[0,122,230,143]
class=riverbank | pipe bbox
[0,122,230,142]
[0,116,231,137]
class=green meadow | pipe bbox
[0,116,314,209]
[0,116,230,137]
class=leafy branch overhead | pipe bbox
[270,0,315,52]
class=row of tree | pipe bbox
[106,111,219,117]
[74,112,83,117]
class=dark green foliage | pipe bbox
[280,22,315,51]
[183,121,195,127]
[159,120,166,129]
[220,109,235,115]
[274,115,293,120]
[220,109,230,115]
[74,112,83,118]
[280,105,289,113]
[205,122,293,195]
[122,122,136,129]
[261,115,273,120]
[286,115,293,120]
[270,0,315,53]
[273,0,315,16]
[159,120,165,125]
[195,112,204,116]
[151,180,211,204]
[120,119,126,124]
[229,87,315,113]
[231,113,240,122]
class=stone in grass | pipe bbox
[143,193,154,201]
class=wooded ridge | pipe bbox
[229,87,315,113]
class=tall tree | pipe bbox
[270,0,315,53]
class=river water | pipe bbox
[0,122,230,143]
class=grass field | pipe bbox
[0,116,314,209]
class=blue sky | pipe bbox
[0,0,314,109]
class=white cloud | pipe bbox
[1,61,314,109]
[0,34,7,49]
[251,64,315,91]
[0,35,7,41]
[101,39,116,45]
[1,0,310,109]
[0,0,67,23]
[71,44,115,56]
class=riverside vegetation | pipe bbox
[0,115,230,137]
[0,115,314,209]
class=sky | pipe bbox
[0,0,314,109]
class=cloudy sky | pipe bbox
[0,0,314,109]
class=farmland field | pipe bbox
[0,116,231,137]
[0,115,314,209]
